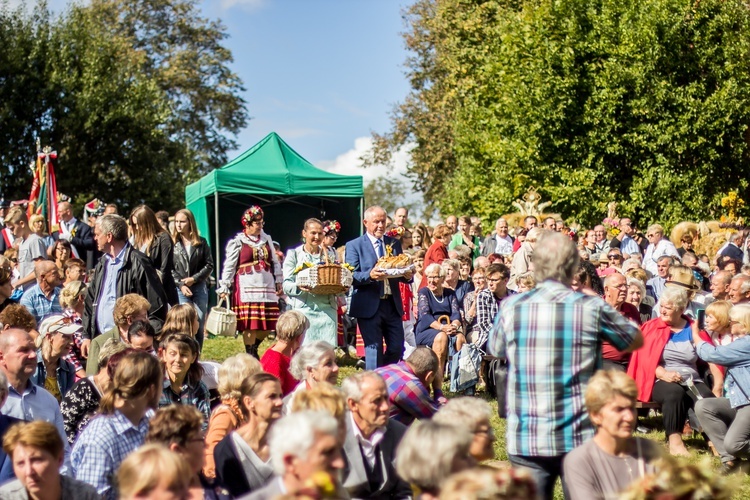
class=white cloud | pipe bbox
[318,136,421,206]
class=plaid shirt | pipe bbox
[375,361,439,425]
[159,377,211,429]
[71,410,151,499]
[489,280,639,457]
[19,284,63,324]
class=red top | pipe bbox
[260,348,296,396]
[602,302,642,363]
[418,241,449,289]
[627,316,693,402]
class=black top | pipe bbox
[60,377,101,444]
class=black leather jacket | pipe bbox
[82,244,168,340]
[172,236,214,287]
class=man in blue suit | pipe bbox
[346,206,413,370]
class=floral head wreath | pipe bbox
[323,220,341,235]
[242,205,264,227]
[385,226,405,238]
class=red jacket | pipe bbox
[418,241,449,289]
[627,315,693,402]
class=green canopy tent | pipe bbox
[185,132,364,282]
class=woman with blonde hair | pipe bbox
[117,444,191,500]
[698,300,734,398]
[396,420,475,499]
[59,280,86,316]
[433,397,495,462]
[204,353,262,479]
[129,204,179,306]
[213,372,283,497]
[172,208,213,347]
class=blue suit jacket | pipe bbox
[346,234,405,319]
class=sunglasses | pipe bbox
[607,254,623,259]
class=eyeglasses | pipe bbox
[607,254,622,259]
[426,275,442,280]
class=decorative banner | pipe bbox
[27,146,60,231]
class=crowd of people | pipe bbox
[0,197,744,499]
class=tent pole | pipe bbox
[214,192,221,285]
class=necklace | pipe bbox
[429,288,445,303]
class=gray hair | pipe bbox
[341,371,384,403]
[733,274,750,296]
[269,410,339,475]
[290,341,335,381]
[424,263,445,278]
[441,259,461,273]
[405,347,438,378]
[656,255,673,265]
[364,206,386,221]
[96,214,128,242]
[432,397,492,432]
[395,420,473,491]
[532,231,580,285]
[627,278,646,304]
[729,232,743,244]
[660,286,689,312]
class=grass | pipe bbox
[201,336,750,499]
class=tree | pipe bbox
[371,0,750,228]
[0,0,247,212]
[364,176,424,220]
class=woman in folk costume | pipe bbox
[282,218,340,347]
[218,206,282,358]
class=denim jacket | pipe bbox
[34,352,76,399]
[697,336,750,408]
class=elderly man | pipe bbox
[489,232,642,499]
[445,215,458,234]
[394,207,409,228]
[346,206,412,370]
[3,207,47,292]
[375,347,441,425]
[646,255,672,301]
[19,260,63,324]
[244,411,345,499]
[728,274,750,305]
[85,294,151,375]
[82,214,167,359]
[340,372,411,499]
[643,224,680,277]
[709,270,733,304]
[602,273,642,372]
[592,225,611,255]
[0,328,71,475]
[482,218,514,257]
[51,202,95,265]
[509,227,541,291]
[718,232,744,263]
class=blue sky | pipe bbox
[200,0,414,179]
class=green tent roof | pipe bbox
[186,132,363,204]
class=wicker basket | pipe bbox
[296,251,352,295]
[205,297,237,337]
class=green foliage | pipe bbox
[372,0,750,228]
[0,0,247,212]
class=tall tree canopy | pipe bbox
[369,0,750,227]
[0,0,247,212]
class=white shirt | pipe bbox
[494,234,514,255]
[643,239,680,276]
[350,412,385,470]
[366,232,391,296]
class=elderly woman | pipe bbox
[433,397,495,462]
[419,224,452,289]
[627,287,714,456]
[626,277,652,324]
[442,258,473,306]
[563,370,662,500]
[693,304,750,473]
[282,218,340,347]
[415,263,464,389]
[285,341,339,411]
[218,205,283,358]
[395,420,475,500]
[449,216,480,259]
[203,353,261,479]
[0,421,99,499]
[260,310,309,396]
